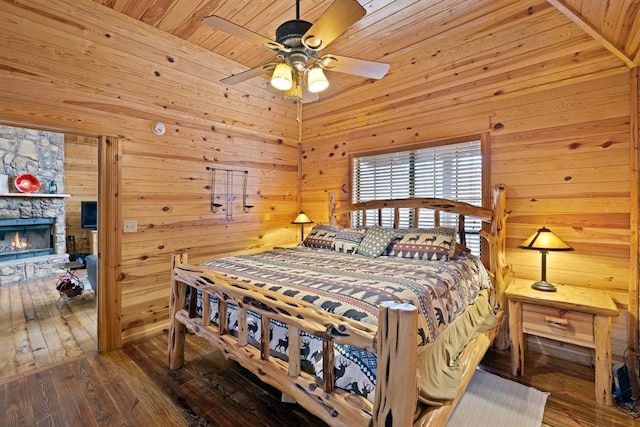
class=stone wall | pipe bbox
[0,125,68,285]
[0,125,64,193]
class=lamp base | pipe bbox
[531,280,557,292]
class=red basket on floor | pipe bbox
[56,277,83,299]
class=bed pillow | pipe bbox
[356,226,397,258]
[332,229,365,254]
[386,227,456,261]
[302,224,339,249]
[450,242,471,259]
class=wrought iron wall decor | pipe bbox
[206,167,253,220]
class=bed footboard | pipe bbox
[167,253,419,426]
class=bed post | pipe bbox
[490,184,509,310]
[485,184,510,350]
[329,192,337,226]
[168,253,188,370]
[373,301,418,426]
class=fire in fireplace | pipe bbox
[0,218,55,262]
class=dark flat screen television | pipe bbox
[81,201,98,229]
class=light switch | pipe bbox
[123,219,138,233]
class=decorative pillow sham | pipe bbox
[332,229,365,254]
[386,227,456,261]
[356,226,397,258]
[302,224,339,249]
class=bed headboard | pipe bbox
[328,184,510,309]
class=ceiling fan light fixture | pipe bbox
[307,66,329,93]
[271,63,294,90]
[284,81,303,100]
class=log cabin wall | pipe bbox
[64,135,99,255]
[300,71,634,362]
[0,0,300,347]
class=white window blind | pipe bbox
[352,140,483,253]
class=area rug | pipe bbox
[447,369,549,427]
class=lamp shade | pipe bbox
[307,67,329,93]
[519,227,573,251]
[271,63,293,91]
[291,212,313,224]
[519,226,572,292]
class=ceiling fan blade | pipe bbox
[301,0,366,51]
[202,15,285,52]
[221,63,278,85]
[318,54,389,79]
[301,81,320,104]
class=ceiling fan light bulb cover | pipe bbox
[271,63,293,90]
[307,67,329,93]
[284,83,302,100]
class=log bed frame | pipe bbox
[168,184,509,427]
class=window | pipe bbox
[352,139,484,254]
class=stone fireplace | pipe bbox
[0,126,68,285]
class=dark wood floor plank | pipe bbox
[101,345,190,426]
[51,361,98,425]
[87,351,158,426]
[69,357,125,425]
[2,376,36,426]
[29,369,65,426]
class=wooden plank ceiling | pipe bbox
[93,0,640,129]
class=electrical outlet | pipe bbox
[123,219,138,233]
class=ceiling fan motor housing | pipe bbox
[276,20,312,47]
[276,20,315,71]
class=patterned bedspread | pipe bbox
[201,247,491,348]
[198,247,492,402]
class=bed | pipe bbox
[168,184,509,426]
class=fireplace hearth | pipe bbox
[0,218,55,262]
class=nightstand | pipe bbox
[505,278,619,405]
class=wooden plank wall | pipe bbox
[64,135,99,255]
[300,71,634,360]
[0,0,300,346]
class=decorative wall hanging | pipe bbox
[206,167,253,220]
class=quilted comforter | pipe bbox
[201,246,491,347]
[197,247,493,402]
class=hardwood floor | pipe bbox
[481,348,640,427]
[1,332,327,426]
[0,273,97,380]
[1,276,639,426]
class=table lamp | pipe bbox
[519,226,573,292]
[291,212,313,242]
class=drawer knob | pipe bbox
[545,316,568,329]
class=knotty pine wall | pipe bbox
[64,135,99,255]
[300,71,635,361]
[0,0,300,347]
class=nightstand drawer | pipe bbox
[522,303,594,348]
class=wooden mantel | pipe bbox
[0,193,71,198]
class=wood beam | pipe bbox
[98,135,123,352]
[546,0,637,68]
[630,67,639,376]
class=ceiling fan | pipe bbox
[203,0,390,103]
